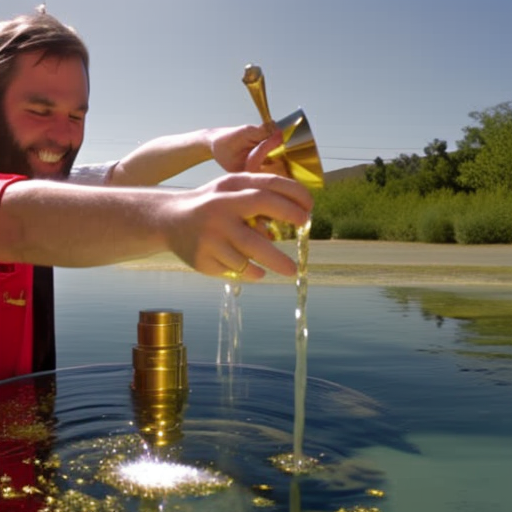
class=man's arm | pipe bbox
[106,124,281,186]
[0,173,312,279]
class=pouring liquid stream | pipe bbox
[293,217,312,469]
[268,218,318,476]
[218,217,318,474]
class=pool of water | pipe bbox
[2,265,511,511]
[1,363,399,511]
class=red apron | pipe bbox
[0,174,33,380]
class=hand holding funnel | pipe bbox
[242,64,323,241]
[242,64,324,189]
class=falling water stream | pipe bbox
[217,281,243,366]
[218,218,318,475]
[292,218,316,470]
[268,218,319,476]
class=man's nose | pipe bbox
[46,116,80,147]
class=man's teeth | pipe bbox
[38,150,63,163]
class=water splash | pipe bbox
[217,281,243,366]
[110,457,232,497]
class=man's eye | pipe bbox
[69,114,84,122]
[28,109,50,117]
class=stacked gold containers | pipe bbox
[132,309,188,448]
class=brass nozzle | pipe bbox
[132,309,188,392]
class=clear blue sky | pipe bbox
[2,0,511,188]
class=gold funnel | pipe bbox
[132,309,188,447]
[242,63,324,189]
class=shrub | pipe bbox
[455,209,512,244]
[332,216,379,240]
[311,176,512,245]
[454,189,512,244]
[417,210,455,243]
[310,214,333,239]
[376,192,420,241]
[379,219,417,242]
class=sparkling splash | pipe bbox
[108,458,232,497]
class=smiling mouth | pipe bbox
[38,149,66,164]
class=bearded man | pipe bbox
[0,7,311,380]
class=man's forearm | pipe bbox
[106,124,276,187]
[0,172,313,279]
[108,130,214,186]
[0,180,171,266]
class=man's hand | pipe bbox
[1,173,311,280]
[164,172,312,280]
[211,124,290,177]
[110,124,289,186]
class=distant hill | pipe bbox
[324,163,369,184]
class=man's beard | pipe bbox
[0,113,79,180]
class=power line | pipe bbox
[322,157,377,162]
[319,145,423,151]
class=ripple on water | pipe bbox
[0,364,396,511]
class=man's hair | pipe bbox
[0,5,90,97]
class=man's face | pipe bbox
[1,50,89,179]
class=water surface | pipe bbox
[49,266,512,511]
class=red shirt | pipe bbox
[0,174,34,380]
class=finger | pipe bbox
[237,186,313,228]
[215,255,266,281]
[230,221,298,276]
[246,216,275,239]
[213,241,250,277]
[193,227,267,281]
[215,173,314,213]
[259,156,291,178]
[246,237,297,277]
[221,262,265,282]
[245,130,284,172]
[194,252,263,280]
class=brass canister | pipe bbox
[132,309,188,392]
[132,309,188,447]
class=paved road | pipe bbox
[305,240,512,267]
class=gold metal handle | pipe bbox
[242,64,273,125]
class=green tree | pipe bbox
[415,138,461,194]
[365,156,387,187]
[457,102,512,190]
[424,138,448,158]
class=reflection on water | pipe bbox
[384,287,512,383]
[0,364,396,511]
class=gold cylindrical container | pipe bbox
[132,309,188,447]
[132,309,188,392]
